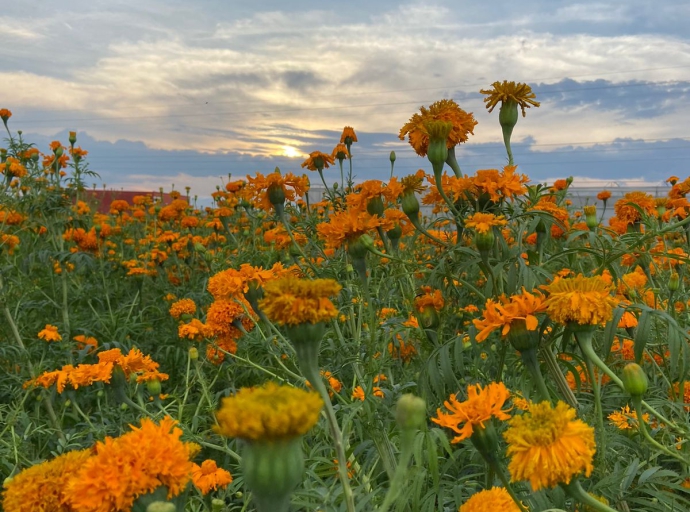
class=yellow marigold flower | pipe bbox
[459,487,521,512]
[64,417,197,511]
[503,401,595,490]
[215,382,323,441]
[38,324,61,342]
[542,274,616,326]
[2,448,92,512]
[169,298,196,319]
[432,382,512,443]
[473,289,545,342]
[191,459,233,494]
[399,99,477,157]
[480,80,540,117]
[301,150,335,171]
[465,212,508,234]
[608,405,650,430]
[259,276,341,326]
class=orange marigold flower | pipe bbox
[471,166,528,203]
[169,298,197,319]
[73,334,98,352]
[465,212,508,234]
[64,417,197,511]
[542,274,617,326]
[340,126,358,143]
[608,405,649,430]
[480,80,540,117]
[317,208,391,250]
[351,386,366,401]
[414,286,444,313]
[109,199,130,214]
[614,191,657,225]
[459,487,521,512]
[597,190,612,201]
[38,324,62,342]
[259,276,341,326]
[503,401,595,490]
[245,170,309,211]
[332,142,350,160]
[2,448,92,512]
[0,108,12,122]
[191,459,233,494]
[388,336,417,363]
[301,150,335,171]
[432,382,512,443]
[215,381,323,441]
[473,289,545,342]
[399,99,477,156]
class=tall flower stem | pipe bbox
[541,346,579,408]
[292,340,355,512]
[520,349,551,402]
[583,357,605,457]
[377,428,415,512]
[631,396,688,465]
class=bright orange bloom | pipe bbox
[0,108,12,121]
[432,382,512,443]
[340,126,358,143]
[608,405,650,430]
[471,166,528,203]
[316,208,391,250]
[169,298,196,319]
[597,190,612,201]
[542,274,616,326]
[259,276,341,326]
[473,289,545,342]
[464,212,508,234]
[459,487,521,512]
[191,459,233,494]
[351,386,365,401]
[504,401,595,490]
[38,324,62,342]
[301,151,335,171]
[480,80,540,117]
[399,99,477,156]
[614,191,656,225]
[414,286,444,312]
[332,143,350,160]
[245,170,309,211]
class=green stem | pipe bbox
[541,346,579,408]
[583,357,605,457]
[520,349,551,402]
[632,396,688,465]
[562,479,619,512]
[377,429,415,512]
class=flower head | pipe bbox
[432,382,511,443]
[465,212,508,234]
[399,99,477,157]
[597,190,611,201]
[459,487,521,512]
[316,208,390,250]
[169,298,196,319]
[259,276,341,326]
[0,109,11,123]
[301,151,335,171]
[245,170,309,211]
[608,405,650,430]
[473,289,545,342]
[215,381,323,442]
[480,81,540,117]
[614,191,656,225]
[191,459,233,494]
[503,401,595,490]
[542,274,616,326]
[340,126,358,144]
[38,324,61,342]
[332,143,350,160]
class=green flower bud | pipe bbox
[189,347,199,360]
[389,151,396,163]
[395,394,426,430]
[347,237,368,260]
[146,502,177,512]
[669,272,680,292]
[211,498,226,512]
[401,191,420,218]
[146,378,162,396]
[366,195,384,217]
[621,363,648,397]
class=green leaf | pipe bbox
[634,310,652,364]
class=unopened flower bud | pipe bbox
[189,347,199,360]
[146,502,176,512]
[211,498,226,512]
[584,205,598,230]
[69,131,77,145]
[389,151,396,163]
[366,195,384,217]
[395,394,426,430]
[669,272,680,291]
[621,363,648,397]
[401,191,420,218]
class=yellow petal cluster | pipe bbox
[459,487,521,512]
[503,401,595,490]
[215,381,323,442]
[464,212,508,234]
[259,276,342,326]
[542,274,616,326]
[480,80,540,117]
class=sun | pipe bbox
[280,145,302,158]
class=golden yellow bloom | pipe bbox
[169,298,196,319]
[38,324,61,342]
[432,382,512,443]
[542,274,616,326]
[259,276,341,326]
[465,212,508,234]
[2,449,92,512]
[215,381,323,441]
[473,289,545,342]
[480,80,540,117]
[301,151,335,171]
[503,401,595,490]
[459,487,521,512]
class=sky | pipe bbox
[1,0,689,199]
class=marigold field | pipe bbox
[0,84,689,512]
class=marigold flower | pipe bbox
[414,286,444,313]
[259,276,341,326]
[301,151,335,171]
[503,401,595,490]
[471,166,528,203]
[191,459,233,494]
[64,417,197,511]
[351,386,366,401]
[473,289,545,342]
[459,487,521,512]
[608,405,650,430]
[73,334,98,352]
[542,274,616,326]
[597,190,612,201]
[332,143,350,160]
[2,449,92,512]
[169,298,196,319]
[340,126,358,144]
[465,212,508,234]
[245,170,309,211]
[480,81,540,117]
[38,324,61,342]
[215,381,323,441]
[316,208,391,250]
[432,382,512,443]
[399,99,477,157]
[0,108,12,122]
[614,191,656,226]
